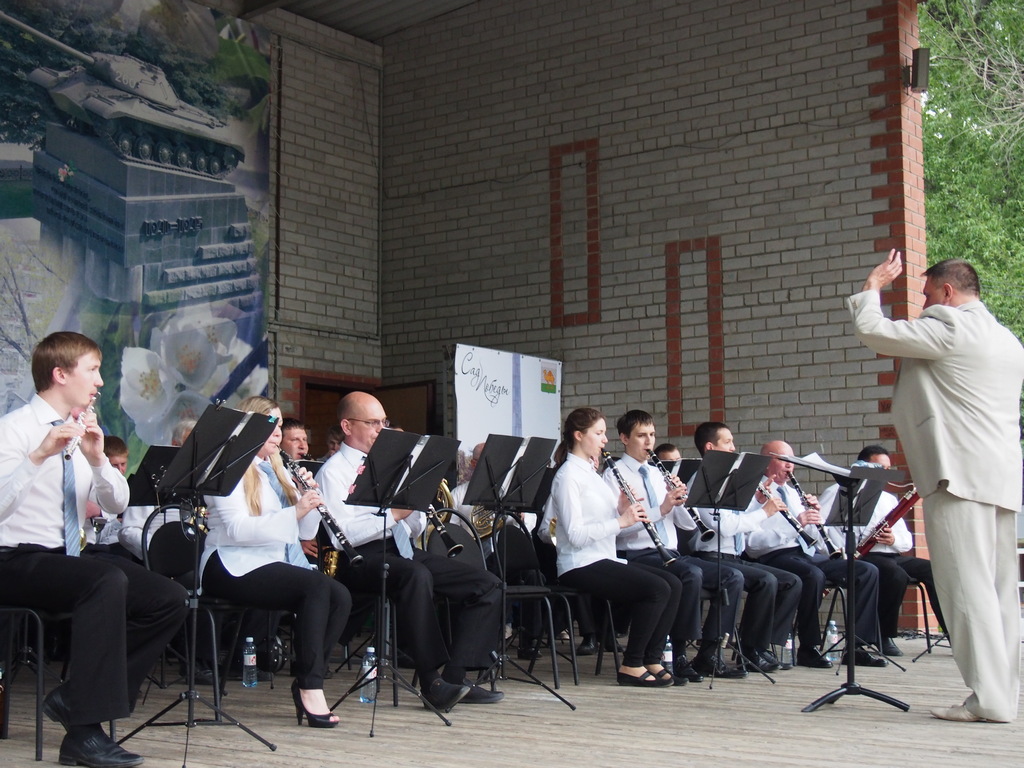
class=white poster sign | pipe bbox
[453,344,562,477]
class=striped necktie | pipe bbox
[53,420,81,556]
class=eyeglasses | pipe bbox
[345,417,390,429]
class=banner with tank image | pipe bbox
[0,0,271,466]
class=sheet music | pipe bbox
[774,451,851,478]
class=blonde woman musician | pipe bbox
[541,407,681,687]
[201,396,351,728]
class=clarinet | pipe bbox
[424,505,465,557]
[602,451,677,565]
[854,488,919,558]
[63,394,97,460]
[786,471,843,559]
[646,450,715,542]
[757,481,818,549]
[281,455,364,567]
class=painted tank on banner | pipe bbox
[0,10,243,177]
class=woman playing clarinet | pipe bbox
[201,396,352,727]
[541,407,682,687]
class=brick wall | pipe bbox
[378,0,922,457]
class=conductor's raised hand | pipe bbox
[862,249,903,293]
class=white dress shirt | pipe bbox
[541,453,622,576]
[306,442,424,548]
[819,484,911,555]
[600,452,694,551]
[743,481,819,559]
[201,457,310,580]
[0,395,129,549]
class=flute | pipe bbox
[646,450,715,542]
[281,455,364,567]
[757,481,818,549]
[63,394,97,460]
[786,471,843,559]
[855,488,919,558]
[602,451,677,565]
[424,505,465,558]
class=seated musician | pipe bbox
[118,418,196,561]
[0,332,187,768]
[280,417,311,461]
[689,422,802,672]
[820,445,945,657]
[539,407,681,688]
[604,410,746,681]
[201,396,352,728]
[745,440,887,668]
[309,392,504,711]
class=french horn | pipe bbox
[433,478,496,538]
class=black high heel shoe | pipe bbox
[291,679,339,728]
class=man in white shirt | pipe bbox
[0,332,187,768]
[309,392,504,712]
[746,440,885,669]
[603,410,746,680]
[820,445,944,658]
[689,422,801,671]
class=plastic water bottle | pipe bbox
[359,646,377,704]
[241,637,258,688]
[824,621,841,664]
[662,637,674,670]
[782,633,795,668]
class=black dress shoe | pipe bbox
[460,682,505,704]
[673,659,704,683]
[422,679,471,712]
[575,637,599,656]
[843,649,888,667]
[881,638,903,657]
[692,654,748,679]
[517,645,542,660]
[795,647,833,669]
[58,730,143,768]
[758,648,782,670]
[44,685,71,731]
[741,650,779,674]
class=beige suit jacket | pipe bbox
[848,290,1024,510]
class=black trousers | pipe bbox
[696,553,802,649]
[559,559,681,667]
[622,550,743,647]
[860,552,944,637]
[757,548,880,650]
[202,553,351,689]
[334,541,502,673]
[0,545,187,725]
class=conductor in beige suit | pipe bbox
[849,250,1024,723]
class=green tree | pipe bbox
[920,0,1024,343]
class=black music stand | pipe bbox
[332,429,460,730]
[118,404,278,757]
[127,445,180,507]
[787,454,910,713]
[465,435,573,709]
[687,450,772,683]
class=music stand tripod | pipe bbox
[791,456,909,713]
[331,429,461,730]
[464,434,574,709]
[687,450,772,684]
[119,404,279,757]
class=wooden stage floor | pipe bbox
[2,635,1020,768]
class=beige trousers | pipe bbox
[924,490,1020,721]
